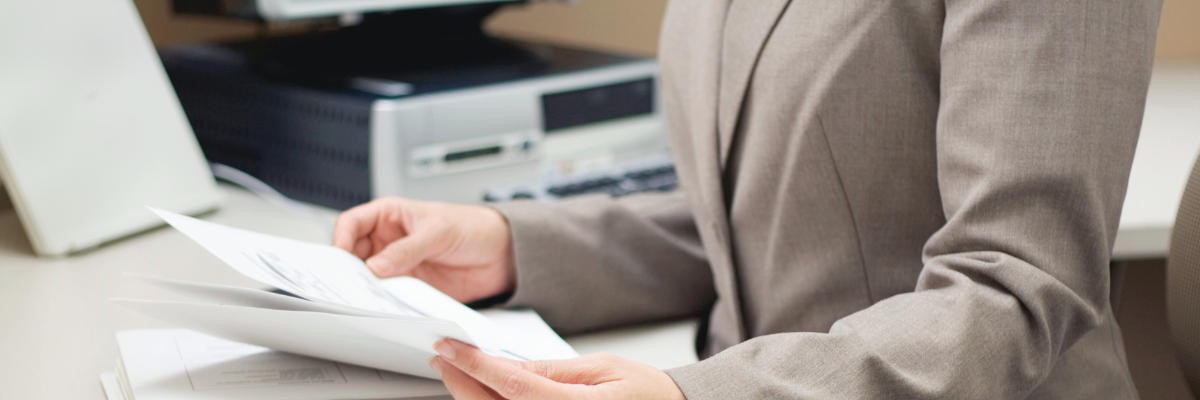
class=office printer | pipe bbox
[162,3,674,210]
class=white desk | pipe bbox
[0,185,698,399]
[1113,64,1200,260]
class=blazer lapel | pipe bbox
[717,0,794,168]
[662,0,749,344]
[684,0,728,209]
[664,0,728,250]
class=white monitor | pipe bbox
[0,0,223,256]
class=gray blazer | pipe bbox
[492,0,1162,397]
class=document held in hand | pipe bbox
[113,209,578,382]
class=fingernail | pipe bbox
[366,257,391,275]
[434,339,457,360]
[429,357,443,378]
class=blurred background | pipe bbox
[135,0,668,57]
[1,1,1198,399]
[132,0,1199,61]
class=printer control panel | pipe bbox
[484,154,678,202]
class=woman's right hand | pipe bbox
[333,197,516,304]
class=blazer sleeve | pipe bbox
[488,190,714,335]
[666,0,1160,398]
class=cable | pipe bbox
[208,162,338,230]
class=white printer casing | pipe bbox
[371,60,666,204]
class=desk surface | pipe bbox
[1,65,1196,399]
[0,185,698,399]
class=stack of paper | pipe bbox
[101,329,450,400]
[100,209,578,399]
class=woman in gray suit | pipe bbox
[334,0,1162,398]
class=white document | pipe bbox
[113,298,471,380]
[149,208,423,317]
[103,311,571,400]
[113,329,450,400]
[114,209,577,383]
[100,372,127,400]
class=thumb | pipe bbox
[365,228,439,278]
[521,354,617,385]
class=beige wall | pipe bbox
[1156,0,1200,62]
[131,0,670,56]
[134,0,261,45]
[485,0,667,57]
[135,0,1197,62]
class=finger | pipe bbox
[432,357,502,400]
[365,228,438,278]
[435,339,577,400]
[409,261,507,304]
[352,237,373,260]
[333,200,389,252]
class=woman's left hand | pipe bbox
[430,339,687,400]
